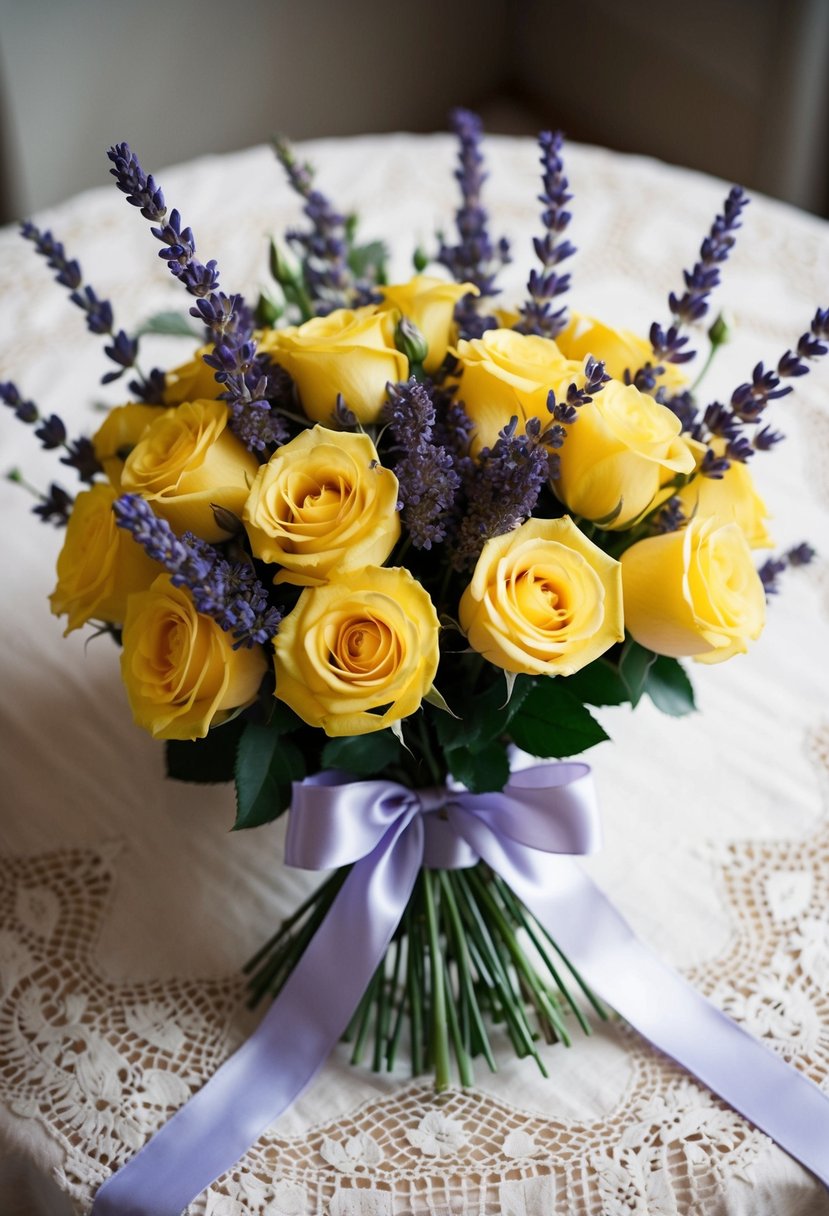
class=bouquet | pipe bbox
[4,109,829,1208]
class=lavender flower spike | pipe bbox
[382,379,461,549]
[107,142,280,451]
[113,494,281,648]
[20,220,142,388]
[1,379,102,483]
[436,108,510,340]
[274,135,352,315]
[514,130,576,340]
[645,186,749,376]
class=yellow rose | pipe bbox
[676,445,773,549]
[273,566,440,736]
[243,426,400,585]
[121,399,260,541]
[121,575,267,739]
[93,403,165,490]
[555,313,687,394]
[620,517,766,663]
[49,483,161,633]
[459,516,624,676]
[454,328,583,452]
[553,379,695,528]
[260,307,408,424]
[163,345,224,406]
[377,275,474,373]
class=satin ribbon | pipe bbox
[92,764,829,1215]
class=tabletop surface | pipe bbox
[1,132,829,1216]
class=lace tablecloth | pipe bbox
[1,132,828,1216]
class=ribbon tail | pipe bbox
[91,816,423,1216]
[464,819,829,1187]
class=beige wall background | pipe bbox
[0,0,827,223]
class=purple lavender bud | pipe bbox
[0,380,37,423]
[758,555,788,595]
[60,436,103,484]
[700,447,731,479]
[514,130,575,339]
[450,416,553,570]
[20,219,141,385]
[725,435,754,463]
[754,424,785,450]
[646,187,748,370]
[113,494,281,647]
[703,402,741,440]
[436,109,510,339]
[787,542,815,566]
[32,483,74,527]
[107,142,167,221]
[34,414,67,449]
[651,496,687,534]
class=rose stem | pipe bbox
[467,866,571,1046]
[441,872,496,1071]
[423,869,452,1090]
[493,875,591,1034]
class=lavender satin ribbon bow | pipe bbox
[93,764,829,1215]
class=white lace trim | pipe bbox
[2,726,828,1213]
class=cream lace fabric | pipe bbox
[1,134,828,1215]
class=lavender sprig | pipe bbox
[107,142,275,451]
[6,469,74,527]
[514,131,575,339]
[450,416,553,572]
[436,108,510,339]
[20,220,146,388]
[647,187,749,372]
[274,136,353,315]
[728,308,829,426]
[113,494,281,648]
[382,379,461,549]
[759,543,816,597]
[1,380,102,482]
[670,307,829,478]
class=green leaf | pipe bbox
[321,730,403,776]
[619,638,657,707]
[508,680,608,758]
[233,723,305,830]
[564,659,630,707]
[165,717,245,784]
[446,741,511,793]
[347,239,388,281]
[645,656,697,716]
[255,291,283,327]
[433,673,532,752]
[135,310,201,338]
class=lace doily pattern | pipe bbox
[191,732,829,1216]
[0,847,242,1205]
[3,726,829,1216]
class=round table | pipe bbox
[1,132,828,1216]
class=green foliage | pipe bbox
[434,673,531,752]
[135,310,201,338]
[165,717,246,784]
[445,739,511,793]
[645,656,696,716]
[233,722,306,830]
[508,680,608,757]
[618,637,657,707]
[347,240,388,285]
[432,675,531,792]
[564,659,630,707]
[321,730,404,776]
